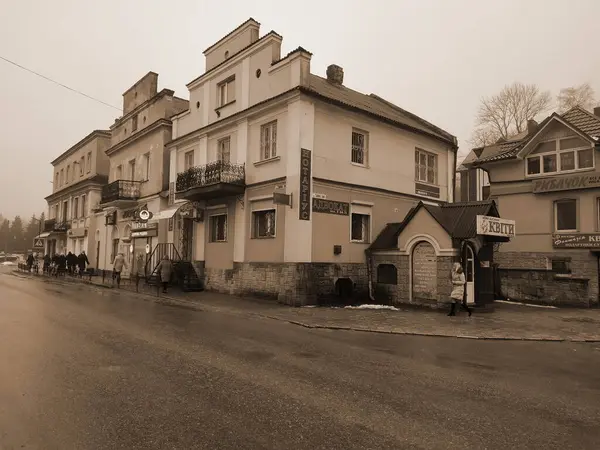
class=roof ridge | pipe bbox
[564,105,600,123]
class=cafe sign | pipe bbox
[532,172,600,194]
[553,233,600,249]
[476,215,516,238]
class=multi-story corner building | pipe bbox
[42,130,112,267]
[96,72,188,276]
[162,18,458,305]
[464,106,600,307]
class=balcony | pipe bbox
[43,219,70,233]
[100,180,141,207]
[176,161,245,201]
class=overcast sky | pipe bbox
[1,0,599,219]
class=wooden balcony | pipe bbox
[176,161,245,201]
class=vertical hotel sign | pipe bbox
[299,148,312,220]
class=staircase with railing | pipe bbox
[144,243,204,292]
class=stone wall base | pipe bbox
[203,262,369,306]
[495,251,598,307]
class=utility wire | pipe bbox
[0,55,122,112]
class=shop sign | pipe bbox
[312,198,350,215]
[415,182,440,199]
[553,233,600,249]
[132,221,158,230]
[532,172,600,193]
[136,209,153,222]
[299,148,312,220]
[476,215,516,238]
[131,229,158,238]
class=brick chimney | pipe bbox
[326,64,344,85]
[594,106,600,118]
[527,119,538,135]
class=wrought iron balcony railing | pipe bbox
[176,161,245,192]
[43,219,70,233]
[100,180,141,204]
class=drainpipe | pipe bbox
[365,249,376,302]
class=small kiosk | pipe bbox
[369,200,515,310]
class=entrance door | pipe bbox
[179,218,194,261]
[95,241,100,269]
[465,245,475,304]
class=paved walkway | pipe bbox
[11,270,600,342]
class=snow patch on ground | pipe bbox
[497,300,558,309]
[344,304,400,311]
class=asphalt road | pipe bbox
[1,269,600,450]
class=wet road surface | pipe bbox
[1,270,600,449]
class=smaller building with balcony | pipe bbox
[43,130,111,266]
[95,72,188,275]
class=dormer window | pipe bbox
[525,136,594,176]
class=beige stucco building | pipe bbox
[464,106,600,307]
[95,72,188,277]
[42,130,111,267]
[162,18,459,305]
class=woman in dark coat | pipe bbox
[155,255,173,294]
[78,251,89,275]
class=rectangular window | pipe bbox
[527,139,594,176]
[554,199,577,232]
[66,165,70,184]
[116,165,122,180]
[351,130,367,165]
[60,169,64,186]
[73,198,79,219]
[62,200,68,221]
[578,148,594,169]
[351,213,370,243]
[560,151,575,171]
[128,159,136,181]
[132,114,138,132]
[142,153,150,181]
[527,156,541,175]
[184,150,194,171]
[260,121,278,160]
[55,172,59,188]
[81,195,86,217]
[80,156,85,176]
[252,209,276,238]
[87,152,92,172]
[543,154,557,173]
[217,137,231,162]
[415,149,437,184]
[550,257,571,274]
[209,214,227,242]
[217,77,235,107]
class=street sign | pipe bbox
[33,238,44,249]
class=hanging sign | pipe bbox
[476,215,516,238]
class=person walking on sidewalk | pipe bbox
[112,252,127,288]
[77,251,89,276]
[155,254,173,294]
[448,262,472,317]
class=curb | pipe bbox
[8,271,600,343]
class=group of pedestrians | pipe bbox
[41,251,89,276]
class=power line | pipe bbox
[0,55,122,112]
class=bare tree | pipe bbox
[557,83,596,113]
[470,82,552,146]
[469,127,502,148]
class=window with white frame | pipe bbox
[526,137,594,176]
[184,150,194,171]
[81,195,86,218]
[66,165,70,184]
[351,211,371,243]
[217,77,235,107]
[80,157,85,176]
[73,197,79,219]
[415,149,437,184]
[209,214,227,242]
[554,199,577,232]
[142,153,150,181]
[252,209,276,238]
[128,159,136,181]
[217,137,231,162]
[260,121,277,160]
[54,172,59,188]
[351,129,368,165]
[86,152,92,172]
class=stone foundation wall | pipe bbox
[495,251,598,307]
[371,254,455,309]
[203,262,370,306]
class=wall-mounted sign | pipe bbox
[299,148,312,220]
[476,215,516,238]
[553,233,600,249]
[533,172,600,193]
[132,221,158,230]
[313,193,326,199]
[137,209,153,222]
[69,228,87,238]
[312,198,350,216]
[273,192,292,206]
[33,239,44,249]
[415,182,440,199]
[105,211,117,225]
[131,229,158,238]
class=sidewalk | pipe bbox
[12,270,600,342]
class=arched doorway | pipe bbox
[411,241,437,301]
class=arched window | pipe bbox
[377,264,398,285]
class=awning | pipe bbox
[35,232,52,239]
[149,202,188,222]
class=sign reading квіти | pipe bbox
[476,215,516,238]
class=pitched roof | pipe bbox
[369,201,497,250]
[471,106,600,165]
[303,74,457,146]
